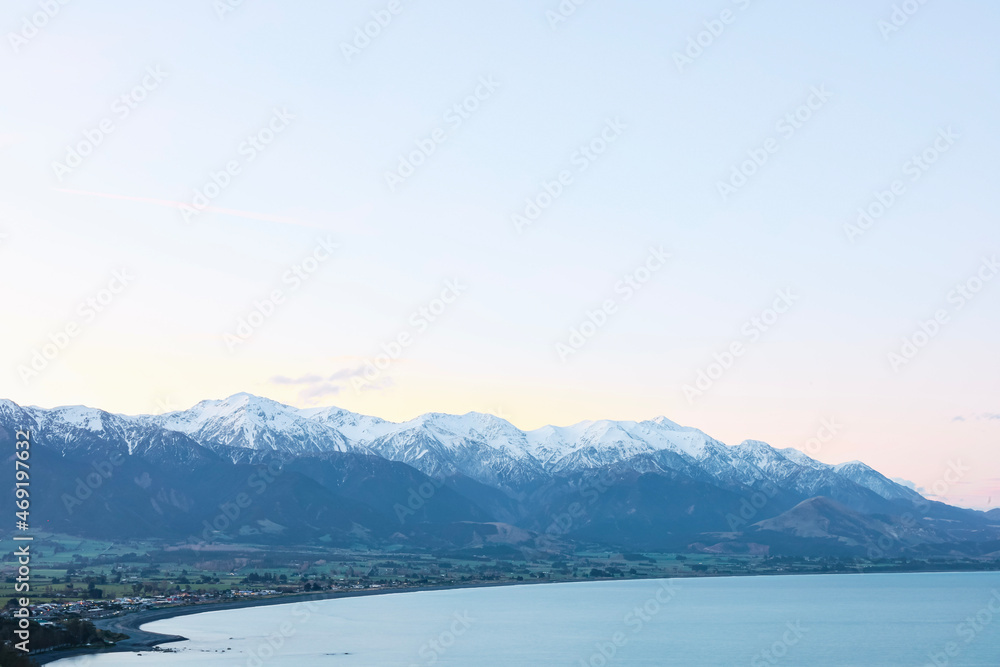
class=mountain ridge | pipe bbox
[3,393,994,557]
[14,393,924,505]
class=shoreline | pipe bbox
[35,579,550,665]
[34,568,998,665]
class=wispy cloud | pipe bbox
[892,477,917,490]
[270,373,324,385]
[328,366,367,381]
[268,365,394,404]
[952,413,1000,422]
[359,376,394,392]
[299,383,342,403]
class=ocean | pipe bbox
[51,572,1000,666]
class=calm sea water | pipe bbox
[52,572,1000,666]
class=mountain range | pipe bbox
[2,393,997,558]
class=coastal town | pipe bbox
[3,535,997,664]
[10,588,282,623]
[0,570,393,665]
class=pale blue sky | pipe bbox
[2,0,998,507]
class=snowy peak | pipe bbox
[160,393,296,429]
[22,404,140,440]
[732,439,784,466]
[650,415,683,429]
[833,460,923,502]
[295,404,394,442]
[779,447,830,471]
[524,417,721,466]
[26,405,113,432]
[0,394,924,506]
[153,393,352,456]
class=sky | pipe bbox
[1,0,998,508]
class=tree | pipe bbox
[0,644,35,667]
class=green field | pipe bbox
[4,532,997,607]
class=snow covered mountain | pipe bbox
[6,393,923,505]
[145,394,925,506]
[149,392,358,456]
[2,394,993,555]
